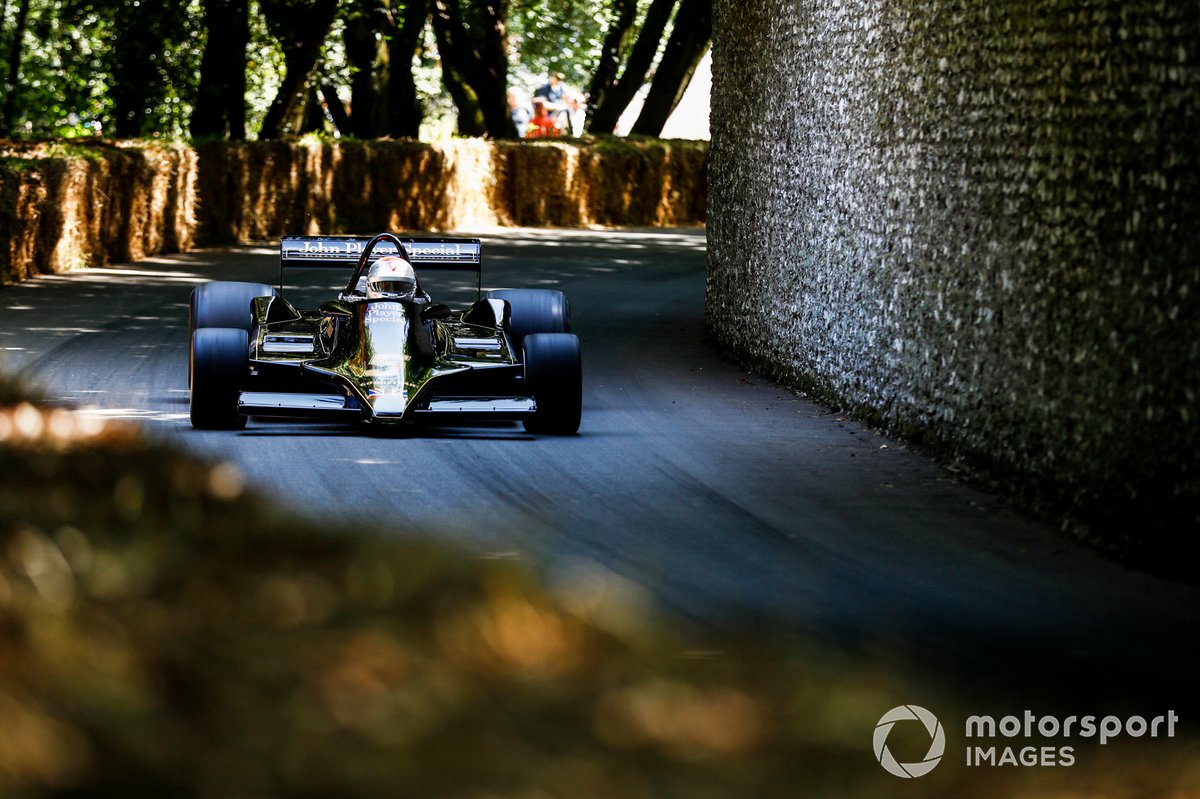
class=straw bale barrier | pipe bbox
[0,142,195,284]
[0,138,706,284]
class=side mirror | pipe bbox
[421,303,453,321]
[318,300,353,318]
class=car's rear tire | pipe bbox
[522,333,581,435]
[190,327,249,430]
[190,281,277,332]
[484,289,569,351]
[189,281,276,387]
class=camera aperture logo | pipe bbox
[874,705,946,778]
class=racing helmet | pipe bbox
[366,256,418,301]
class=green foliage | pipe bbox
[111,0,205,137]
[0,0,681,141]
[1,1,109,137]
[0,0,202,138]
[245,0,289,136]
[508,0,612,90]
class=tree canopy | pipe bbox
[0,0,711,140]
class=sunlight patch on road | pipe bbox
[75,407,190,423]
[45,268,209,285]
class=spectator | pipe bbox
[525,98,561,139]
[507,89,532,138]
[533,72,567,105]
[563,91,586,137]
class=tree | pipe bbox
[435,43,485,136]
[584,0,636,131]
[584,0,674,134]
[629,0,708,136]
[430,0,515,139]
[343,0,382,137]
[107,0,199,138]
[0,0,31,136]
[258,0,340,139]
[319,79,353,134]
[338,0,429,139]
[382,0,428,138]
[508,0,612,89]
[191,0,250,140]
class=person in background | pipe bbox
[525,97,561,139]
[563,91,586,137]
[507,89,532,138]
[533,72,566,106]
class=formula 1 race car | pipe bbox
[187,232,581,433]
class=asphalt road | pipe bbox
[2,228,1197,709]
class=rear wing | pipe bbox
[278,235,483,293]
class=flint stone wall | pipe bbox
[707,0,1199,553]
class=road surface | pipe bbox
[2,228,1196,710]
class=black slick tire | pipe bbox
[190,327,249,430]
[522,333,581,434]
[189,281,276,387]
[484,288,569,351]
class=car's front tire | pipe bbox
[190,327,249,430]
[522,333,581,435]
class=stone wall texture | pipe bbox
[707,0,1199,555]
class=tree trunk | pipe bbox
[344,0,380,138]
[110,2,166,138]
[383,0,428,138]
[585,0,676,134]
[585,0,638,133]
[430,0,515,139]
[227,0,249,139]
[0,0,10,59]
[0,0,31,136]
[299,85,328,134]
[191,0,250,140]
[320,82,352,135]
[258,0,340,139]
[436,53,485,137]
[629,0,710,137]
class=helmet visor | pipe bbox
[368,278,416,300]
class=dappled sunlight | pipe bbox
[594,680,768,756]
[464,226,708,254]
[17,326,103,335]
[0,402,111,446]
[73,407,190,423]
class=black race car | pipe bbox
[188,232,581,433]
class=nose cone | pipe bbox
[369,393,409,417]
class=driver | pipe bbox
[365,255,426,302]
[361,254,439,358]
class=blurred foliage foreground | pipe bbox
[1,375,1199,798]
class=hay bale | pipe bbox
[1,138,707,284]
[0,159,49,283]
[0,142,196,280]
